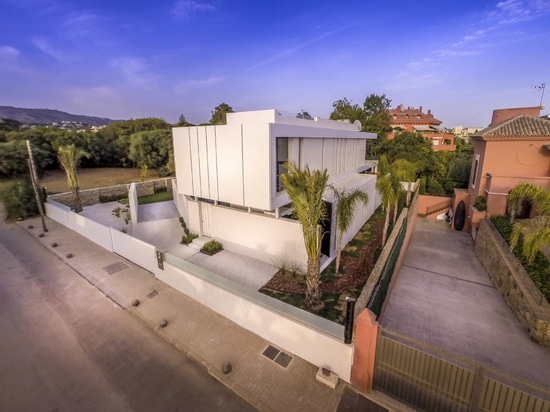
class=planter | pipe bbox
[200,248,223,256]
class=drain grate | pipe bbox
[262,345,292,368]
[102,262,129,275]
[146,289,159,298]
[262,345,280,360]
[274,352,292,368]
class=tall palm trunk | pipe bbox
[58,144,88,213]
[382,205,390,245]
[335,231,344,274]
[305,256,321,307]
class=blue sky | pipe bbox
[1,0,549,127]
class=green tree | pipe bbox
[280,162,329,309]
[391,158,417,206]
[176,114,193,127]
[58,144,89,213]
[508,182,550,263]
[330,94,392,159]
[362,93,392,139]
[0,178,38,220]
[329,98,365,124]
[210,103,234,125]
[0,118,22,132]
[128,129,173,170]
[446,153,472,190]
[329,185,368,274]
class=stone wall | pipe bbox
[474,219,550,346]
[49,178,174,208]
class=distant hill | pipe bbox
[0,106,120,126]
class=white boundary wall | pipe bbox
[44,198,353,382]
[45,200,113,251]
[111,228,157,274]
[161,254,353,381]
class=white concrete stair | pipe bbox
[188,236,212,251]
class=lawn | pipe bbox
[39,167,147,192]
[137,191,174,204]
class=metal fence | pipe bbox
[367,219,407,318]
[374,328,550,412]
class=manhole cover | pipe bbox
[274,352,292,368]
[262,345,280,360]
[102,262,129,275]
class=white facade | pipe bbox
[172,109,380,270]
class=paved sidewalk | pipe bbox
[18,215,406,412]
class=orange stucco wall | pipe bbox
[469,137,550,212]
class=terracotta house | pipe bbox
[461,106,550,235]
[387,104,456,151]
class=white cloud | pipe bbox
[170,1,216,19]
[32,37,65,60]
[247,25,350,71]
[487,0,550,24]
[110,57,158,87]
[0,45,21,60]
[63,11,99,37]
[175,76,225,93]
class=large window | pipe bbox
[276,137,288,192]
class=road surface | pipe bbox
[0,217,256,412]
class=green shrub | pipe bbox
[474,196,487,211]
[201,239,223,255]
[181,232,198,245]
[0,178,38,220]
[154,185,168,194]
[491,215,550,303]
[100,193,127,203]
[490,215,512,242]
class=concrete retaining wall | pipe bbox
[49,178,174,207]
[474,219,550,346]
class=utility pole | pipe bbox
[26,140,48,232]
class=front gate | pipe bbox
[373,328,550,412]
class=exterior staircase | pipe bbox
[419,198,453,219]
[188,235,212,251]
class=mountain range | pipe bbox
[0,106,120,126]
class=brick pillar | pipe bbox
[350,308,379,392]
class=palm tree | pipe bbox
[376,173,398,245]
[280,162,329,309]
[329,185,368,274]
[391,158,417,206]
[507,182,550,263]
[376,155,404,245]
[58,144,89,213]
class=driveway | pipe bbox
[380,218,550,390]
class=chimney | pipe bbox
[419,106,422,113]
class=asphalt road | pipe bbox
[0,218,257,412]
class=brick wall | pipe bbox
[474,219,550,346]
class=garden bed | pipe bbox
[260,206,386,324]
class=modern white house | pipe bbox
[172,109,381,271]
